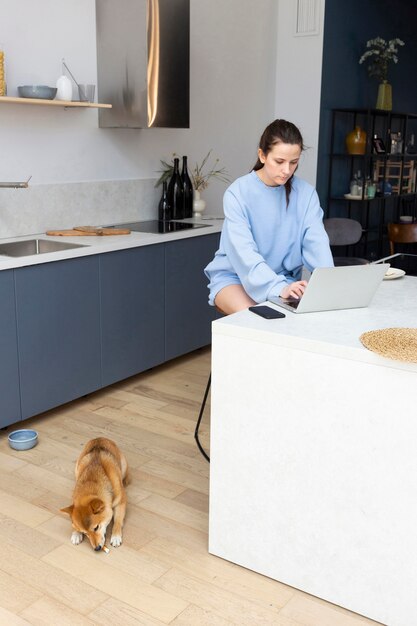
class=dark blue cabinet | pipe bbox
[0,270,21,427]
[15,257,101,419]
[165,233,220,360]
[1,231,220,428]
[100,245,165,386]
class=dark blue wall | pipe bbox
[317,0,417,206]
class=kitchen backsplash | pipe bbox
[0,178,159,239]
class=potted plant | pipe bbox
[359,37,405,110]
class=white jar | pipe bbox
[55,75,72,101]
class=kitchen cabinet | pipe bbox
[165,233,220,360]
[15,257,101,419]
[0,230,220,427]
[0,270,21,427]
[327,108,417,258]
[100,245,165,386]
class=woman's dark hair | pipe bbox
[253,119,304,205]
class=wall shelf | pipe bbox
[326,108,417,258]
[0,95,111,109]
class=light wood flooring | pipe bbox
[0,347,383,626]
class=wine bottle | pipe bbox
[158,181,172,221]
[181,155,194,218]
[167,158,184,220]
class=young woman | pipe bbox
[205,119,334,314]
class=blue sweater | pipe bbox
[205,171,333,305]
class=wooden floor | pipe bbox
[0,347,383,626]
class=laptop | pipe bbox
[268,264,389,313]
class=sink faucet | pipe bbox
[0,175,32,189]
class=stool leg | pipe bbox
[195,373,211,462]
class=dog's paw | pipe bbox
[71,531,84,545]
[110,534,122,547]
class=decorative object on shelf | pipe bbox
[406,133,416,155]
[78,84,95,103]
[391,132,403,154]
[0,43,6,96]
[365,178,377,199]
[359,37,405,111]
[56,75,72,101]
[349,170,363,196]
[375,159,415,194]
[372,135,386,154]
[57,58,91,102]
[192,189,207,218]
[346,126,366,155]
[376,81,392,111]
[18,85,57,100]
[378,180,393,196]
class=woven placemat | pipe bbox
[360,328,417,363]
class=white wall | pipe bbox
[275,0,325,186]
[0,0,278,226]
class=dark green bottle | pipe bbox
[181,156,194,218]
[167,158,184,220]
[158,181,172,221]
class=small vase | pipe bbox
[193,189,206,217]
[56,75,72,101]
[376,81,392,111]
[345,125,367,155]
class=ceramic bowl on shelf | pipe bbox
[343,193,362,200]
[8,429,38,450]
[18,85,57,100]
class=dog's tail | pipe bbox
[123,470,131,487]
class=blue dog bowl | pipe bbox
[8,429,38,451]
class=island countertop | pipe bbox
[213,274,417,372]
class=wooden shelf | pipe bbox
[0,96,111,109]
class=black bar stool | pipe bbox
[194,305,226,462]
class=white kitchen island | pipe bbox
[209,276,417,626]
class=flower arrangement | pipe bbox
[359,37,405,82]
[155,151,229,191]
[191,150,230,192]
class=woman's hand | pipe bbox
[280,280,307,300]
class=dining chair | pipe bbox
[387,222,417,255]
[323,217,369,265]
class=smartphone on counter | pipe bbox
[248,305,286,319]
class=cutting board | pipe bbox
[46,226,131,236]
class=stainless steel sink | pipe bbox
[0,239,87,257]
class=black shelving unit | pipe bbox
[327,108,417,259]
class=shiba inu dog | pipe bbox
[61,437,128,551]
